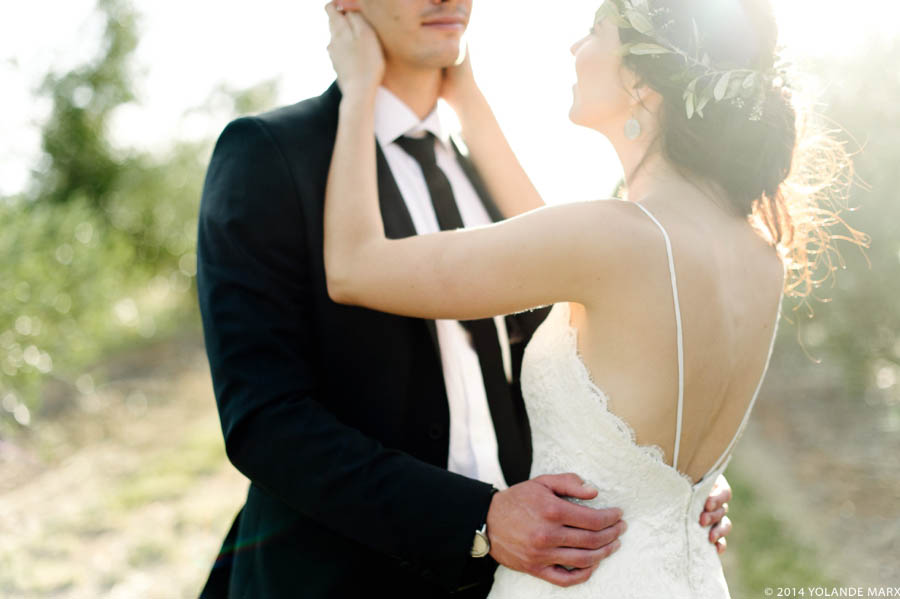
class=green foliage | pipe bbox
[598,0,786,120]
[0,0,280,432]
[784,36,900,402]
[0,174,201,432]
[33,0,139,211]
[724,465,839,595]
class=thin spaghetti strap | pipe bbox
[628,201,686,471]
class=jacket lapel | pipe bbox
[450,136,504,224]
[375,142,441,356]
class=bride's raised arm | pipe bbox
[440,52,545,218]
[324,5,647,320]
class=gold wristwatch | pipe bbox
[470,487,498,558]
[470,523,490,558]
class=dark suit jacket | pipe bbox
[196,82,551,598]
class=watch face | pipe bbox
[471,531,490,557]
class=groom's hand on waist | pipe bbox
[486,473,626,587]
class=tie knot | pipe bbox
[395,133,438,167]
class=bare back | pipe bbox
[570,197,785,485]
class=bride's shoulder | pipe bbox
[500,198,666,293]
[532,197,654,225]
[531,198,664,258]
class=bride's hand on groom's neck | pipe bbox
[486,473,626,587]
[325,2,385,100]
[439,45,482,113]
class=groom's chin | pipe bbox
[413,33,466,66]
[420,48,466,69]
[568,103,584,127]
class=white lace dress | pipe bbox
[487,202,784,599]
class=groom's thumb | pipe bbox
[538,473,600,501]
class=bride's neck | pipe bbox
[622,152,736,216]
[606,117,720,210]
[381,63,443,120]
[623,154,685,203]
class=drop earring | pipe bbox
[624,111,641,140]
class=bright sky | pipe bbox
[1,0,897,202]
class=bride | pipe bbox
[323,0,854,596]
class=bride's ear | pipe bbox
[630,82,663,116]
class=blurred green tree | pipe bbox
[1,0,280,431]
[32,0,139,211]
[788,36,900,400]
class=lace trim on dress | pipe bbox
[558,302,705,491]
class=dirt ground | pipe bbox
[0,336,246,598]
[0,334,897,598]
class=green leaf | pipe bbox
[625,10,654,35]
[740,74,757,98]
[727,76,743,99]
[714,73,731,101]
[683,76,700,100]
[603,2,631,27]
[696,94,711,114]
[617,43,636,57]
[628,43,672,55]
[686,93,695,119]
[595,2,630,28]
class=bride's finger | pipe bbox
[324,2,349,36]
[345,11,373,38]
[325,3,339,34]
[709,516,732,545]
[700,505,725,527]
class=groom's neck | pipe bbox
[381,63,443,120]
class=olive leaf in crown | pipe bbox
[595,0,780,120]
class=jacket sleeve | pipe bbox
[196,116,497,591]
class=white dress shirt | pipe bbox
[373,87,512,490]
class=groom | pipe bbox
[196,0,733,597]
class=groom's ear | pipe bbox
[335,0,362,12]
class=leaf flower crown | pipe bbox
[596,0,791,121]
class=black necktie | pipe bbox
[394,134,465,231]
[395,133,526,485]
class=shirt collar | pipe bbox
[373,86,451,149]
